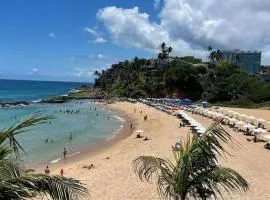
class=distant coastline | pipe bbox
[0,79,93,108]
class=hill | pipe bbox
[94,44,270,107]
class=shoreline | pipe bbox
[30,101,270,199]
[34,101,186,200]
[34,103,137,173]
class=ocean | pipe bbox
[0,79,124,166]
[0,79,84,102]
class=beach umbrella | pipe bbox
[235,121,245,128]
[243,124,255,130]
[254,128,267,134]
[239,114,248,118]
[257,118,266,123]
[136,130,144,133]
[229,118,238,123]
[236,121,245,125]
[248,116,256,120]
[263,134,270,140]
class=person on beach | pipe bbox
[60,168,64,176]
[144,115,148,121]
[143,136,149,141]
[175,141,181,149]
[45,166,50,174]
[63,148,67,159]
[130,123,133,131]
[45,138,49,143]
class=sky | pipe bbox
[0,0,270,82]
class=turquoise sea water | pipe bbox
[0,80,124,166]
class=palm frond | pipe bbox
[132,122,249,200]
[0,159,23,180]
[2,174,89,200]
[0,114,53,158]
[133,156,171,182]
[0,146,13,160]
[0,114,53,140]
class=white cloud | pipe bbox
[97,0,270,63]
[97,6,205,58]
[32,68,39,73]
[93,37,107,43]
[49,32,57,39]
[26,68,40,75]
[84,27,99,37]
[72,68,93,78]
[84,27,107,44]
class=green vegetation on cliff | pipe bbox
[94,43,270,106]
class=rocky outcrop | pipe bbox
[0,101,29,108]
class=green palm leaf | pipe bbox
[0,114,89,200]
[133,122,249,200]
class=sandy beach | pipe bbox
[43,102,270,200]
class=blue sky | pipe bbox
[1,0,270,82]
[0,0,157,82]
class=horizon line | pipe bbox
[0,78,93,84]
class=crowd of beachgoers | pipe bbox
[32,98,270,199]
[125,97,270,150]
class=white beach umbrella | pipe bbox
[229,118,238,123]
[248,116,256,120]
[253,128,267,134]
[235,121,245,128]
[136,130,144,133]
[257,118,266,123]
[236,121,245,125]
[239,114,248,118]
[263,134,270,140]
[243,124,255,129]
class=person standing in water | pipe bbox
[69,133,72,141]
[63,148,67,159]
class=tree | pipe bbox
[158,42,173,60]
[0,114,88,200]
[133,122,248,200]
[93,70,101,77]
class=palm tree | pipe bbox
[133,122,248,200]
[0,114,88,199]
[208,46,212,52]
[94,70,101,77]
[158,42,173,60]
